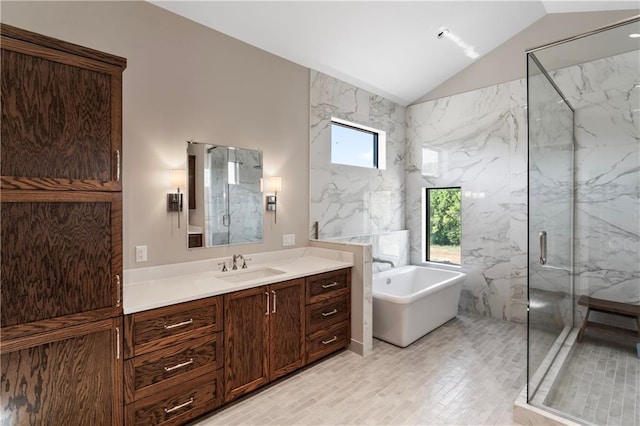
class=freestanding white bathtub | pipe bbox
[373,265,466,347]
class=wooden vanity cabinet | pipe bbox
[123,297,224,426]
[224,278,305,402]
[0,24,126,425]
[305,269,351,364]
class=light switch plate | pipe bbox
[135,245,148,262]
[282,234,295,246]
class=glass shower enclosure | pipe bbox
[527,16,639,425]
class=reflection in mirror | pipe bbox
[187,141,263,248]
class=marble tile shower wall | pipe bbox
[550,51,640,321]
[405,50,638,324]
[406,80,529,323]
[309,71,406,239]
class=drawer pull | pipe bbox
[164,358,194,372]
[321,282,338,289]
[164,397,194,414]
[163,318,193,330]
[322,336,338,345]
[321,309,338,317]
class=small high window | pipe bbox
[426,187,461,265]
[330,118,386,169]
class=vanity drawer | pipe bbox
[124,296,223,358]
[125,332,223,403]
[306,295,350,334]
[306,269,350,304]
[306,320,350,364]
[125,370,223,426]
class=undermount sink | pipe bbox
[216,267,286,283]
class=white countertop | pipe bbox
[124,247,354,314]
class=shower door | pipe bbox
[526,53,574,400]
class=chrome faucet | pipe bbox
[232,254,243,270]
[232,254,250,270]
[372,257,395,268]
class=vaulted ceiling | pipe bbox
[150,1,639,106]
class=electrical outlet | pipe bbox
[135,245,147,262]
[282,234,295,246]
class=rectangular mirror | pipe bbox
[187,141,263,248]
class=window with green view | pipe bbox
[426,187,461,265]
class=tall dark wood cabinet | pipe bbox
[0,24,126,425]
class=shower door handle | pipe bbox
[539,231,547,265]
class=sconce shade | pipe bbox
[261,176,282,193]
[170,169,186,189]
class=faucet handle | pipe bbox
[242,257,251,269]
[218,261,227,272]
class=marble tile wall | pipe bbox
[550,51,640,323]
[311,50,637,327]
[309,71,406,239]
[406,80,529,323]
[405,50,638,324]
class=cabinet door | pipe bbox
[1,191,122,339]
[0,318,124,425]
[0,26,125,191]
[269,279,305,380]
[224,286,269,402]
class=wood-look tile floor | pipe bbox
[193,313,527,425]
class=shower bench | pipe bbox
[577,296,640,355]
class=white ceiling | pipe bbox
[150,1,638,106]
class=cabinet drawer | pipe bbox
[124,296,222,358]
[306,269,350,304]
[125,370,223,426]
[125,332,223,403]
[306,321,350,364]
[306,295,350,334]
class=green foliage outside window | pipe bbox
[429,188,461,246]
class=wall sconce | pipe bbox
[167,169,186,228]
[261,176,282,223]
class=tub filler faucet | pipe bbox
[372,257,395,268]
